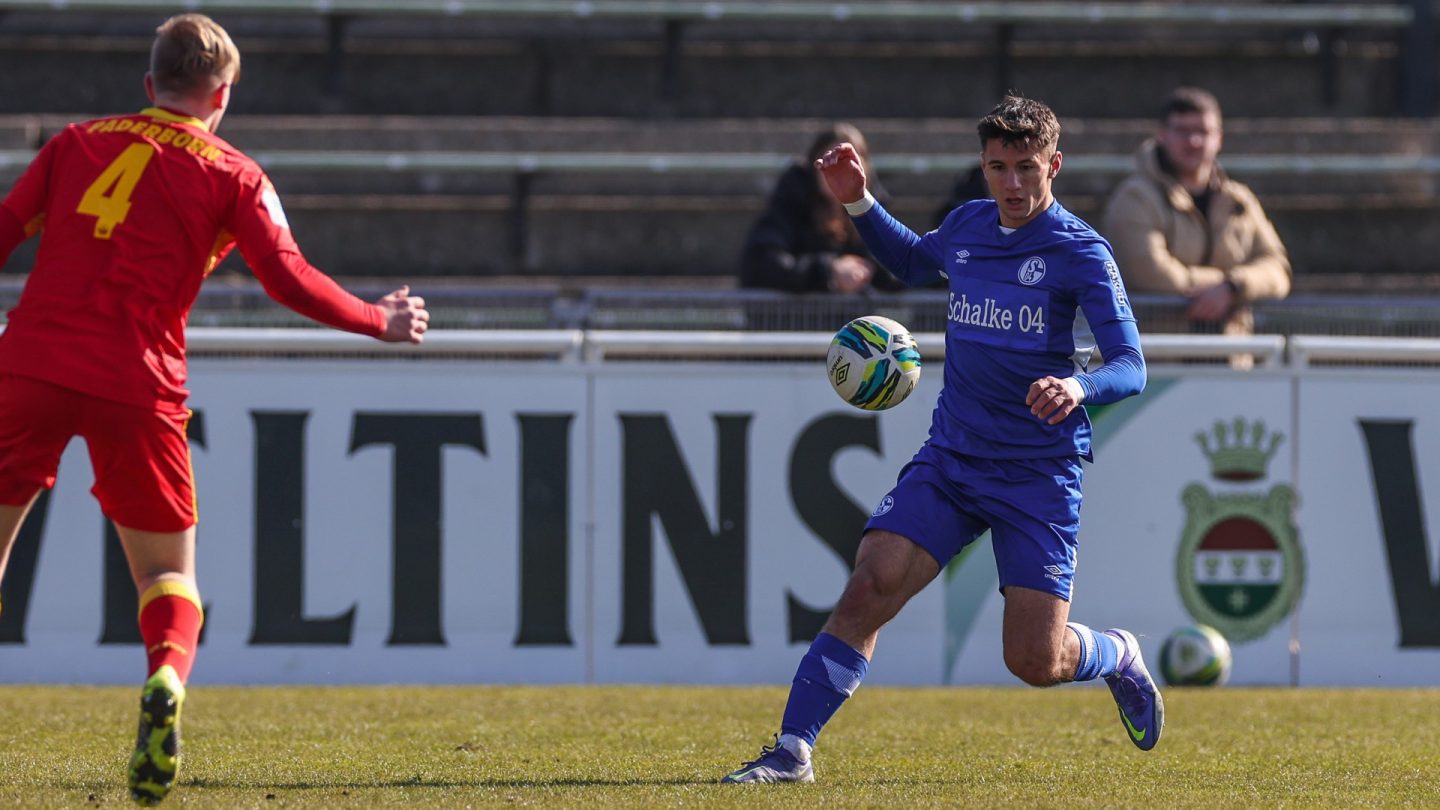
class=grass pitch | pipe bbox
[0,684,1436,807]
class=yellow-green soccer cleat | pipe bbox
[128,665,186,805]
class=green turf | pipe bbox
[0,684,1436,807]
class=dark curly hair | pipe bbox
[977,94,1060,154]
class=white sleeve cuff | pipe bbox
[842,190,876,217]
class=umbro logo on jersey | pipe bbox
[1018,256,1046,285]
[1043,564,1064,583]
[955,250,970,264]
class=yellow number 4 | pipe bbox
[77,143,155,239]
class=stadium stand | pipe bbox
[4,115,1436,284]
[0,0,1437,334]
[0,1,1425,118]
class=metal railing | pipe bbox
[1289,335,1440,367]
[183,326,585,358]
[580,329,1288,365]
[5,319,1436,365]
[4,283,1438,338]
[172,327,1434,368]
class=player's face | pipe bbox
[981,139,1061,229]
[1157,110,1222,178]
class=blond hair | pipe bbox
[150,14,241,97]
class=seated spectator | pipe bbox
[1102,87,1291,341]
[932,165,989,229]
[740,123,902,293]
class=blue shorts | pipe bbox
[865,443,1083,600]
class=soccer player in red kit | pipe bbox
[0,14,428,805]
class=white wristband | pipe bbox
[842,190,876,216]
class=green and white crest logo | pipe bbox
[1177,418,1304,643]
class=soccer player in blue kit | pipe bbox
[723,95,1160,784]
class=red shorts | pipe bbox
[0,375,196,532]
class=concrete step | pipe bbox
[3,185,1428,279]
[0,22,1410,118]
[57,190,1417,280]
[13,113,1440,155]
[6,115,1436,199]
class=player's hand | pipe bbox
[815,143,868,205]
[1187,281,1235,322]
[829,255,874,293]
[376,285,429,344]
[1026,375,1086,425]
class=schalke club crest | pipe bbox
[1177,418,1304,643]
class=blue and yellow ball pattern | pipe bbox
[1158,624,1234,686]
[827,315,922,411]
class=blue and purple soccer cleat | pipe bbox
[721,734,815,784]
[1103,629,1164,751]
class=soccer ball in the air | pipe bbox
[827,315,922,411]
[1158,624,1233,686]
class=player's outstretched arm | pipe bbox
[815,143,867,204]
[250,250,419,342]
[375,285,429,344]
[819,144,945,286]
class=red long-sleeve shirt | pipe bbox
[0,106,383,411]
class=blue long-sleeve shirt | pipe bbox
[852,197,1146,461]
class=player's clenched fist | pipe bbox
[1026,375,1086,425]
[377,285,430,344]
[815,143,868,206]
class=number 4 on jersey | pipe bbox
[77,143,156,239]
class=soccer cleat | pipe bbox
[721,734,815,784]
[128,665,186,805]
[1104,629,1164,751]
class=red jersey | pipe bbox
[0,106,383,410]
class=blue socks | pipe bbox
[780,632,869,746]
[777,626,1117,745]
[1068,622,1122,681]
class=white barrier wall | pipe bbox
[1,355,1437,686]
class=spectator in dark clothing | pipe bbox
[740,123,902,293]
[932,165,990,229]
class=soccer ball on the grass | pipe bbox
[1158,624,1234,686]
[827,315,922,411]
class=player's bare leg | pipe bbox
[724,530,939,783]
[117,524,201,806]
[0,495,42,591]
[1001,586,1078,686]
[821,530,941,658]
[1003,585,1162,750]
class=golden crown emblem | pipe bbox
[1194,417,1283,482]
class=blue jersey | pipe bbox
[853,198,1145,461]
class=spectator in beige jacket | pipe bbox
[1102,87,1291,341]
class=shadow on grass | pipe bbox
[183,777,715,789]
[61,775,974,792]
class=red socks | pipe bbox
[137,581,204,683]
